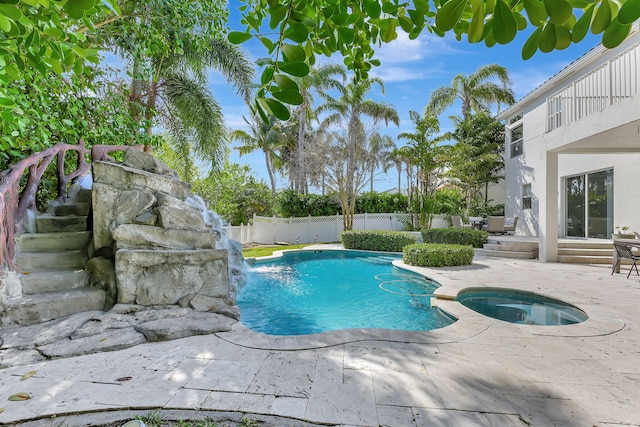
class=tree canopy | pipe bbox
[232,0,640,119]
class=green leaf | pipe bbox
[408,9,425,27]
[261,67,274,85]
[265,97,291,120]
[522,25,542,59]
[468,0,484,42]
[572,4,594,42]
[493,0,517,44]
[274,74,299,91]
[284,21,309,43]
[435,0,469,31]
[279,61,310,77]
[8,393,31,401]
[64,2,85,19]
[414,0,429,13]
[543,0,572,24]
[338,26,355,44]
[272,90,304,105]
[269,4,288,29]
[602,17,631,48]
[523,0,547,26]
[364,0,381,19]
[0,14,12,33]
[228,31,252,44]
[539,22,556,52]
[555,24,572,49]
[398,15,413,33]
[618,0,640,25]
[0,97,16,108]
[591,0,612,34]
[70,0,95,10]
[256,57,273,66]
[281,43,306,62]
[0,4,23,20]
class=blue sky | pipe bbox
[211,5,603,192]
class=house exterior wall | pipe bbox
[502,28,640,240]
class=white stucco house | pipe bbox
[497,24,640,262]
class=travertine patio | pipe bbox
[1,252,639,426]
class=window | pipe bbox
[509,123,523,158]
[522,184,532,210]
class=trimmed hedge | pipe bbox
[403,243,474,267]
[421,228,489,248]
[340,230,417,252]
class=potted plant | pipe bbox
[613,226,636,240]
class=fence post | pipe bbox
[273,215,277,244]
[308,215,311,243]
[289,216,292,244]
[336,213,340,241]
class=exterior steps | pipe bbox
[2,189,105,327]
[477,237,537,260]
[558,240,614,265]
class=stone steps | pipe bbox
[16,231,91,252]
[35,214,87,233]
[558,255,613,265]
[1,288,106,326]
[476,248,536,259]
[20,269,89,295]
[53,201,91,217]
[16,249,87,271]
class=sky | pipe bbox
[209,3,604,193]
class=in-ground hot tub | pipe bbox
[457,287,588,325]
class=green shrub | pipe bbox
[421,228,488,248]
[403,243,474,267]
[340,230,417,252]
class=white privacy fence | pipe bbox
[224,213,451,245]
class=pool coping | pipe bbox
[225,247,625,351]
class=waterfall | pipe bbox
[186,195,247,298]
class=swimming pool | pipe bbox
[238,250,454,335]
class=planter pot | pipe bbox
[612,233,636,240]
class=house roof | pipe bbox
[497,23,640,121]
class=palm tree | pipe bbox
[366,133,396,193]
[292,64,346,193]
[425,64,515,118]
[231,113,288,195]
[131,38,254,171]
[318,77,400,229]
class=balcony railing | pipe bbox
[547,40,640,131]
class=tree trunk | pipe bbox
[265,150,277,194]
[297,103,306,194]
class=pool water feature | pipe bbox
[238,250,454,335]
[457,288,588,325]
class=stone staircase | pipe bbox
[477,236,620,265]
[1,188,106,326]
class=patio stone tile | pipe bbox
[270,396,308,419]
[505,395,599,426]
[94,369,182,407]
[413,408,523,426]
[184,359,263,392]
[371,369,443,408]
[343,343,432,373]
[427,369,518,413]
[164,388,211,409]
[201,391,275,413]
[305,369,377,426]
[45,382,123,414]
[314,346,344,383]
[560,383,640,425]
[376,404,417,427]
[246,350,317,398]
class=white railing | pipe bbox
[546,40,640,131]
[224,213,451,245]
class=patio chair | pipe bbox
[451,215,471,228]
[503,216,519,235]
[482,216,506,234]
[612,242,640,279]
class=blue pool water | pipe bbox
[237,250,454,335]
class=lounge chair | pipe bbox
[451,215,471,228]
[504,216,519,235]
[612,242,640,278]
[482,216,505,234]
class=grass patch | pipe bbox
[242,244,311,258]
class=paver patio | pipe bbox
[1,253,639,426]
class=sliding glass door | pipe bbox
[565,169,613,238]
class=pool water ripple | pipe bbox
[238,250,454,335]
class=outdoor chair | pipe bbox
[612,242,640,279]
[503,216,519,235]
[451,215,471,228]
[482,216,506,234]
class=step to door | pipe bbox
[558,241,613,250]
[558,255,613,264]
[35,214,87,233]
[20,269,88,294]
[1,288,106,326]
[16,249,87,271]
[476,249,535,259]
[558,248,613,257]
[16,231,91,252]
